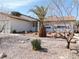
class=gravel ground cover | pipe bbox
[0,33,78,59]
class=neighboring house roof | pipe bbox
[0,12,76,22]
[44,16,76,22]
[0,12,37,22]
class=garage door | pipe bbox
[45,26,54,32]
[0,20,10,33]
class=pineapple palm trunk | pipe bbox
[39,21,46,37]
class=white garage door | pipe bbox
[0,20,10,33]
[45,26,54,32]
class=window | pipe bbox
[45,27,51,29]
[57,26,67,28]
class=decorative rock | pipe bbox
[26,38,30,41]
[59,56,65,59]
[71,50,77,54]
[71,39,76,43]
[0,53,7,58]
[20,41,25,43]
[27,38,30,41]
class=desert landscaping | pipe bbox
[0,0,79,59]
[0,33,78,59]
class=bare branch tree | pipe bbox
[49,0,79,49]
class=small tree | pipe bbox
[49,0,79,49]
[59,32,74,49]
[30,6,48,37]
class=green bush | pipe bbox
[12,30,16,33]
[12,30,25,34]
[31,39,41,50]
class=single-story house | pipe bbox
[43,16,76,32]
[0,12,76,33]
[0,12,37,33]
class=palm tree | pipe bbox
[30,6,48,37]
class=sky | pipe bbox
[0,0,79,19]
[0,0,50,18]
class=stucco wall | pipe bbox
[10,18,33,32]
[0,14,10,33]
[0,13,36,33]
[44,21,75,32]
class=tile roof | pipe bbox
[0,12,76,22]
[0,12,37,22]
[44,16,76,22]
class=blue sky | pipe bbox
[0,0,79,19]
[0,0,50,17]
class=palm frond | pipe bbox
[30,6,48,22]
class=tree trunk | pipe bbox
[66,42,70,49]
[39,25,46,37]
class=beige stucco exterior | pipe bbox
[0,12,36,33]
[43,16,76,32]
[0,12,76,33]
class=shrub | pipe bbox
[17,31,25,34]
[12,30,25,34]
[31,39,41,50]
[12,30,16,33]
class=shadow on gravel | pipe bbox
[39,48,48,52]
